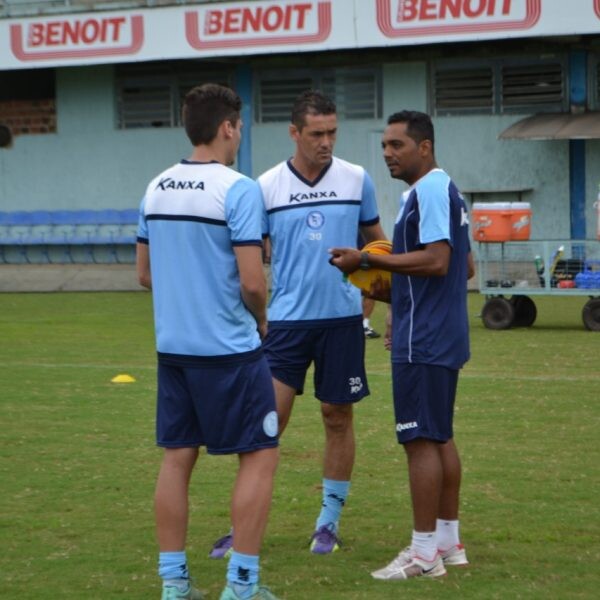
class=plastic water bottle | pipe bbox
[549,245,565,275]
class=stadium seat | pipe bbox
[0,209,139,264]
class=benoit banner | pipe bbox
[1,0,598,69]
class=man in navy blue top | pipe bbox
[330,110,474,581]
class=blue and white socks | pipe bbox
[159,551,191,592]
[315,478,350,533]
[226,551,259,599]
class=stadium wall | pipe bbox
[0,50,598,240]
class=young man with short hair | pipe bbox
[137,83,280,600]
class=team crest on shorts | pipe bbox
[306,211,325,229]
[263,410,278,438]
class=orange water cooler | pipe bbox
[472,202,532,242]
[509,202,532,240]
[471,202,512,242]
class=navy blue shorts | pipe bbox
[263,319,369,404]
[156,349,278,455]
[392,363,459,444]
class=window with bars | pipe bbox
[501,63,564,110]
[115,62,233,129]
[432,57,567,115]
[255,67,382,123]
[433,66,494,113]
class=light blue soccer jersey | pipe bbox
[391,168,470,369]
[137,160,264,357]
[259,157,380,325]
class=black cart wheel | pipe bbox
[481,297,515,330]
[510,295,537,327]
[582,298,600,331]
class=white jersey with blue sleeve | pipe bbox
[259,157,380,325]
[137,160,264,357]
[391,168,470,369]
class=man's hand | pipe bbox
[384,306,392,351]
[257,319,268,341]
[366,276,392,304]
[329,247,362,274]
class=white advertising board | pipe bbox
[1,0,599,70]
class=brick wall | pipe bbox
[0,99,56,135]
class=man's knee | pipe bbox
[240,446,279,477]
[321,403,353,434]
[162,447,199,472]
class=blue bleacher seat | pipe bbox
[99,209,123,225]
[3,212,31,257]
[28,211,53,243]
[0,209,139,264]
[119,208,139,224]
[8,211,34,225]
[0,212,12,239]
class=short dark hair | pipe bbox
[182,83,242,146]
[387,110,435,152]
[291,89,336,130]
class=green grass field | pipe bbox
[1,291,599,599]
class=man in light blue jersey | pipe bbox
[210,90,386,558]
[330,110,474,581]
[136,84,280,600]
[266,90,387,554]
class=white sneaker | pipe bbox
[440,543,469,566]
[371,547,447,580]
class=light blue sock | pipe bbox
[158,551,189,587]
[226,551,259,599]
[316,478,350,532]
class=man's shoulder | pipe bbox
[421,171,465,207]
[420,168,449,185]
[217,164,251,186]
[146,161,183,188]
[147,161,247,189]
[257,160,288,185]
[331,156,366,178]
[413,169,453,199]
